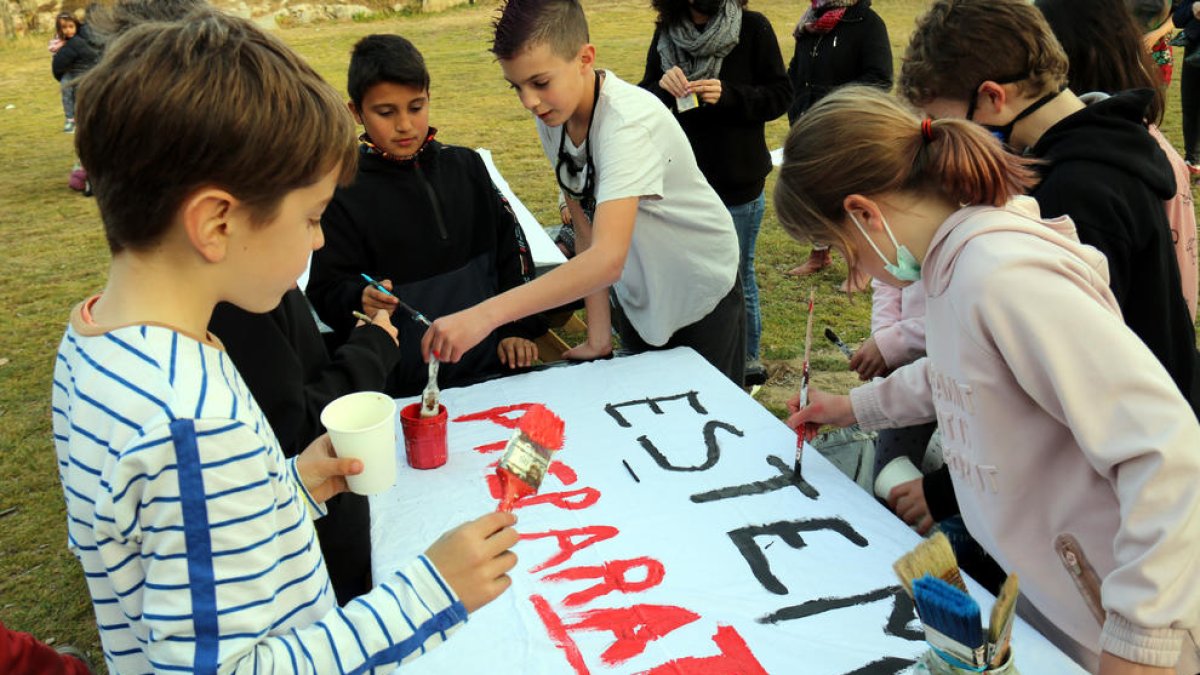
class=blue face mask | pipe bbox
[848,210,922,282]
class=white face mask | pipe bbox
[848,210,922,282]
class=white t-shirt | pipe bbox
[537,71,738,346]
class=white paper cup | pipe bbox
[873,456,924,501]
[320,392,398,495]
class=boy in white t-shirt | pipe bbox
[420,0,744,384]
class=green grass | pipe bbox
[0,0,1196,662]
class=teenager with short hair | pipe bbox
[422,0,745,384]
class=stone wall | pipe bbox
[3,0,471,37]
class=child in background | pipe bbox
[782,86,1200,675]
[898,0,1200,420]
[1037,0,1198,318]
[423,0,744,384]
[50,12,96,133]
[56,12,516,671]
[307,34,545,397]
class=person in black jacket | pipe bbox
[638,0,790,386]
[307,34,546,398]
[209,291,400,604]
[784,0,892,290]
[50,13,98,133]
[1174,1,1200,171]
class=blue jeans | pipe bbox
[728,193,764,362]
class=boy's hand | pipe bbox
[498,337,538,369]
[562,337,612,361]
[849,336,889,381]
[786,388,856,430]
[887,478,933,534]
[362,279,399,316]
[295,434,363,504]
[659,66,689,98]
[422,307,494,363]
[559,204,573,226]
[356,309,399,347]
[425,512,519,614]
[690,79,722,105]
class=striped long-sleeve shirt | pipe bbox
[52,301,467,673]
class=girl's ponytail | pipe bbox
[917,117,1038,207]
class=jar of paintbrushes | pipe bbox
[895,533,1021,675]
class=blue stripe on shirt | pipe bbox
[170,418,220,672]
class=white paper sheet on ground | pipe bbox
[476,147,568,269]
[771,147,784,167]
[370,348,1086,675]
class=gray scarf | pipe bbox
[656,1,743,81]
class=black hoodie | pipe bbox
[307,135,546,398]
[1031,89,1200,416]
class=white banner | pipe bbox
[371,348,1085,675]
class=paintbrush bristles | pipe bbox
[894,531,966,597]
[913,575,986,668]
[988,573,1019,667]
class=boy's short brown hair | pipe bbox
[491,0,589,61]
[75,10,357,254]
[899,0,1069,107]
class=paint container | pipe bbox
[321,392,398,495]
[496,405,565,512]
[915,648,1018,674]
[400,402,448,470]
[874,456,924,501]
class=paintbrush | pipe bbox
[358,274,440,415]
[360,273,432,327]
[894,531,967,597]
[913,574,987,670]
[794,289,817,476]
[987,574,1019,667]
[824,327,854,359]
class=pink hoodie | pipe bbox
[1148,125,1198,321]
[869,277,926,369]
[849,198,1200,670]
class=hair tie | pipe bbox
[921,117,935,144]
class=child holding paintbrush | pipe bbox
[780,86,1200,674]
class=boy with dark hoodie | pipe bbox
[307,34,546,397]
[899,0,1200,417]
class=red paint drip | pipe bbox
[530,594,590,675]
[640,625,769,675]
[473,440,508,454]
[542,556,666,607]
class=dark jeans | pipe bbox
[616,275,746,386]
[60,72,77,121]
[728,193,765,363]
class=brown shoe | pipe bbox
[839,267,872,294]
[785,248,832,277]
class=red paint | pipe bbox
[473,440,508,454]
[564,604,702,666]
[531,594,590,675]
[497,467,535,512]
[517,487,600,511]
[639,625,768,675]
[517,404,565,449]
[486,462,578,499]
[452,403,539,428]
[542,556,666,607]
[520,526,620,572]
[398,403,447,469]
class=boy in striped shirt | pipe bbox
[52,10,517,673]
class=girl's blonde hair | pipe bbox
[773,86,1039,268]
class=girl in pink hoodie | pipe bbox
[777,85,1200,675]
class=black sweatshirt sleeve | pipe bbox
[856,13,894,91]
[714,16,792,124]
[308,198,373,340]
[923,465,961,522]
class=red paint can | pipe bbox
[399,403,448,470]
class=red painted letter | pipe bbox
[640,625,768,675]
[542,557,666,607]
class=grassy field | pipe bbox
[0,0,1196,663]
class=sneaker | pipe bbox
[743,360,767,387]
[63,119,75,133]
[785,247,832,277]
